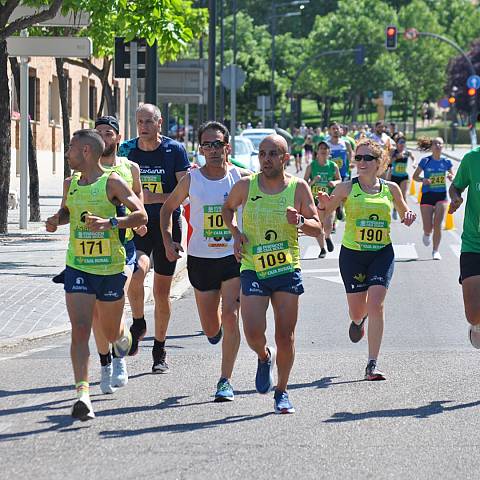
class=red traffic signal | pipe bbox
[386,25,398,50]
[448,96,456,105]
[468,87,476,96]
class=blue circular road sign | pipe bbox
[467,75,480,89]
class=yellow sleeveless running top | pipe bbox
[342,178,393,251]
[241,173,300,278]
[66,171,126,274]
[103,157,134,242]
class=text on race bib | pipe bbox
[73,228,112,265]
[141,174,163,193]
[252,241,294,279]
[354,219,388,251]
[394,163,407,174]
[203,205,230,238]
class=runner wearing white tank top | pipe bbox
[160,121,251,402]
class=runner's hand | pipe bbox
[85,215,110,232]
[401,210,416,226]
[286,206,300,225]
[45,214,59,232]
[317,191,330,210]
[449,196,463,214]
[233,232,248,262]
[422,178,432,186]
[164,241,183,262]
[134,225,148,237]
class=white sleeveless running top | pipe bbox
[187,166,242,258]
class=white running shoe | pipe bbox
[71,395,95,421]
[100,364,116,394]
[469,325,480,349]
[112,357,128,387]
[113,330,132,358]
[432,251,442,260]
[422,233,431,246]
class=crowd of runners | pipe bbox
[45,106,480,420]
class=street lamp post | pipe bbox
[270,0,308,128]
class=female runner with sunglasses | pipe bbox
[317,139,416,380]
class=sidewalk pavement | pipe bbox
[0,197,187,348]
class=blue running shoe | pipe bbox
[274,390,295,414]
[214,377,234,402]
[255,346,276,394]
[207,326,223,345]
[113,329,132,358]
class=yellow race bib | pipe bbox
[354,219,389,251]
[73,229,112,265]
[252,241,294,279]
[141,174,163,193]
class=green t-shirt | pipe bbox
[291,135,304,154]
[312,134,326,148]
[453,147,480,253]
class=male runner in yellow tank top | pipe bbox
[222,134,321,414]
[46,130,147,421]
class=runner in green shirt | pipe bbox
[291,128,305,173]
[449,147,480,348]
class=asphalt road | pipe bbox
[1,151,478,479]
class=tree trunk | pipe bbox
[55,58,71,178]
[97,58,115,116]
[0,41,11,234]
[322,96,331,128]
[10,57,40,221]
[352,93,360,123]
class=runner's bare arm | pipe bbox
[45,177,72,232]
[222,178,250,261]
[449,183,464,213]
[317,181,351,217]
[387,181,416,226]
[159,173,191,261]
[289,179,322,237]
[85,174,147,232]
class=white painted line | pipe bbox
[0,345,60,362]
[303,244,418,261]
[303,268,340,274]
[314,275,343,285]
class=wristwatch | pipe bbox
[109,217,119,229]
[296,215,305,228]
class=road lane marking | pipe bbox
[0,345,61,362]
[302,244,418,261]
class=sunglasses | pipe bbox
[354,154,378,162]
[200,140,226,149]
[397,140,406,144]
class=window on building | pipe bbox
[89,79,97,120]
[28,68,40,121]
[49,76,60,125]
[62,69,73,118]
[10,75,19,116]
[79,76,89,119]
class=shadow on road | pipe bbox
[99,412,273,438]
[324,399,480,423]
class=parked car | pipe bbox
[232,136,259,172]
[240,128,276,150]
[192,136,259,172]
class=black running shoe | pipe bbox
[348,316,366,343]
[129,319,147,356]
[152,348,169,374]
[326,237,334,252]
[207,326,223,345]
[365,360,386,381]
[318,248,327,259]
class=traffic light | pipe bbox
[468,87,476,97]
[448,96,456,105]
[385,25,397,50]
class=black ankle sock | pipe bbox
[99,352,112,367]
[133,316,146,327]
[111,347,117,358]
[153,339,165,351]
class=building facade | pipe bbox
[9,57,128,197]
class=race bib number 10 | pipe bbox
[203,205,230,238]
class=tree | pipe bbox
[0,0,63,234]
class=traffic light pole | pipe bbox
[406,30,477,145]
